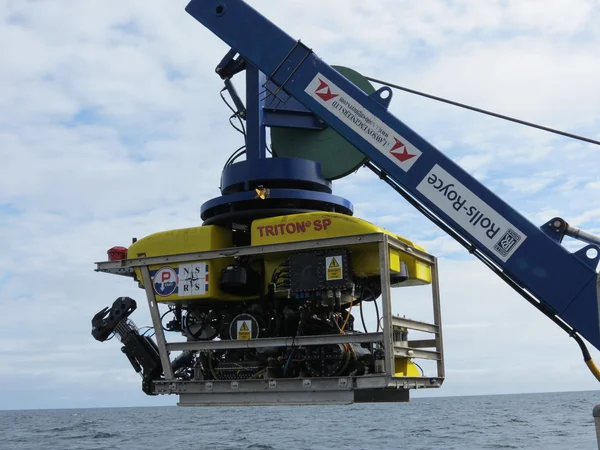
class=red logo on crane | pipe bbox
[390,138,416,163]
[314,79,339,102]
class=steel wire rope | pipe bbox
[364,76,600,146]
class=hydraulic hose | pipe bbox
[586,359,600,382]
[576,334,600,382]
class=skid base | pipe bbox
[178,391,354,406]
[177,388,410,406]
[159,375,436,406]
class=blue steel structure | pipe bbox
[201,63,353,224]
[187,0,600,352]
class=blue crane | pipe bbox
[183,0,600,363]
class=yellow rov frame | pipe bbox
[124,212,432,303]
[97,226,445,405]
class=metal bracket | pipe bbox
[266,40,313,98]
[215,48,246,79]
[541,217,568,243]
[370,87,393,108]
[574,245,600,269]
[542,217,600,269]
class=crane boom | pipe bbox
[185,0,600,350]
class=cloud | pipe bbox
[1,0,600,409]
[501,171,560,194]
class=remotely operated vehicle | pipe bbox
[92,0,600,406]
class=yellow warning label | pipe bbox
[237,320,251,340]
[326,256,343,280]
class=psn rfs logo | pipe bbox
[153,267,178,297]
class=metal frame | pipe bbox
[97,232,444,405]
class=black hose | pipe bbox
[358,287,381,333]
[414,361,425,377]
[375,299,380,333]
[360,300,368,333]
[160,308,175,332]
[220,87,246,144]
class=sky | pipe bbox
[1,0,600,410]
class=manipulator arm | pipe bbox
[91,297,162,395]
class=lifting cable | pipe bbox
[365,76,600,147]
[361,75,600,380]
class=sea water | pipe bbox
[0,390,597,450]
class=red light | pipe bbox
[107,246,128,261]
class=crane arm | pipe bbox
[185,0,600,351]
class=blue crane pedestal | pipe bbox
[201,156,353,226]
[200,64,367,229]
